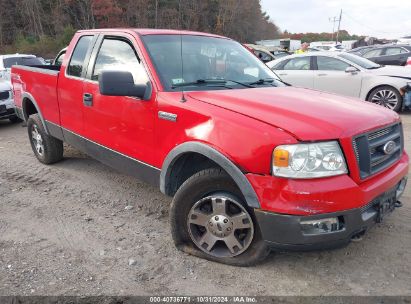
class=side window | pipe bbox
[67,35,93,77]
[385,48,406,55]
[92,38,149,85]
[316,56,350,71]
[273,60,288,70]
[283,57,311,70]
[363,49,382,58]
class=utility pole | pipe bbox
[336,9,342,43]
[329,9,342,43]
[329,16,338,41]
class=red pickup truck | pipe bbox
[11,29,409,266]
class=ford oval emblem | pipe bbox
[383,140,396,155]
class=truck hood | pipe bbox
[188,87,399,141]
[369,65,411,79]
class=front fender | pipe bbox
[360,75,407,100]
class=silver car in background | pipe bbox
[0,79,20,123]
[0,54,44,81]
[267,52,411,112]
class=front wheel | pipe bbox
[27,114,64,164]
[170,168,269,266]
[367,86,402,112]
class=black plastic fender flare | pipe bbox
[160,141,261,208]
[21,92,50,135]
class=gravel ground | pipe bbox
[0,113,410,296]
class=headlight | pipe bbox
[272,141,347,178]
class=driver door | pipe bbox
[82,33,157,166]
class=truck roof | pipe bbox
[77,28,228,39]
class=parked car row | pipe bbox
[267,52,411,112]
[360,45,411,66]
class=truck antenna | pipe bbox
[180,34,187,103]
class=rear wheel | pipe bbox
[27,114,64,164]
[170,168,269,266]
[367,86,402,112]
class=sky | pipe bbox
[260,0,411,39]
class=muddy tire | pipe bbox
[170,168,269,266]
[27,114,63,164]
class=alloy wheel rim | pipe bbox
[370,89,398,110]
[31,125,44,156]
[187,195,254,258]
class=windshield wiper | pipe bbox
[172,79,252,89]
[248,78,276,86]
[223,79,255,88]
[172,79,225,88]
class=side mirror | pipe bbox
[99,70,151,99]
[345,66,358,74]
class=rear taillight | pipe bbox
[406,57,411,67]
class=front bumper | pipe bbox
[0,107,17,119]
[248,152,409,250]
[255,177,407,251]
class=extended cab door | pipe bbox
[313,56,362,98]
[275,56,314,88]
[58,34,97,142]
[82,33,158,169]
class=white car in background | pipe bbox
[0,54,44,81]
[267,52,411,112]
[0,79,20,123]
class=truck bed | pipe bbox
[11,65,61,124]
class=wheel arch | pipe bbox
[365,84,402,101]
[160,142,261,209]
[21,92,50,134]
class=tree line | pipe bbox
[283,30,362,43]
[0,0,281,58]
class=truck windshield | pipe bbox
[3,57,43,68]
[142,35,284,91]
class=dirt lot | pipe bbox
[0,113,410,296]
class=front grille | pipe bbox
[353,123,403,179]
[0,91,10,101]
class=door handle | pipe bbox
[317,73,327,76]
[278,73,288,76]
[83,93,93,106]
